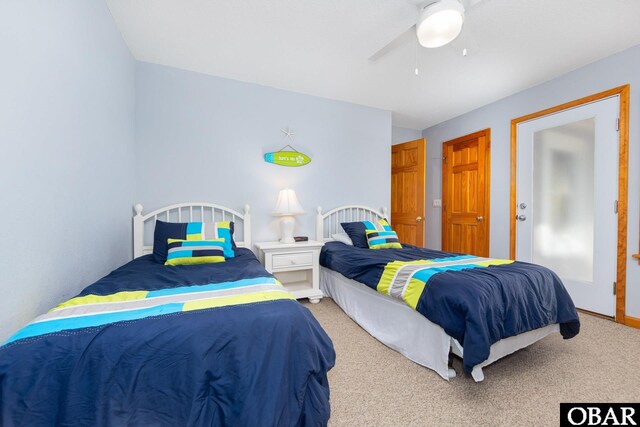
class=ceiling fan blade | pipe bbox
[368,25,416,62]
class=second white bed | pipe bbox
[317,205,561,382]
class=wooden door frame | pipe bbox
[441,129,491,255]
[509,84,630,324]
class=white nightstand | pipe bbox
[255,240,324,303]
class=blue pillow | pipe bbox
[153,221,186,263]
[153,220,236,263]
[340,222,368,248]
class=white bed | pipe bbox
[315,205,560,382]
[0,202,337,426]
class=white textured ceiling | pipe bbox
[106,0,640,129]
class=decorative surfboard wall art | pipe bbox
[264,145,311,167]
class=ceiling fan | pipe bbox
[369,0,488,61]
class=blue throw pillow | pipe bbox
[340,222,369,248]
[153,221,187,263]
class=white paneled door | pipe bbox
[516,96,619,317]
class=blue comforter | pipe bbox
[0,249,335,426]
[320,242,579,373]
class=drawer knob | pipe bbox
[290,260,296,264]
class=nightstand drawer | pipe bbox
[272,252,313,269]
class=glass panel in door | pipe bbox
[532,118,595,283]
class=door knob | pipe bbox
[476,216,483,222]
[416,216,423,222]
[517,215,527,221]
[519,203,527,210]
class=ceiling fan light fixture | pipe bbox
[416,0,465,48]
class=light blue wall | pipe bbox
[392,127,422,145]
[0,0,136,341]
[423,44,640,317]
[135,62,392,243]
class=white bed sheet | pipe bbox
[320,267,560,382]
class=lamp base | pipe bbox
[279,215,295,244]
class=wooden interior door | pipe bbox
[391,138,426,246]
[442,129,490,256]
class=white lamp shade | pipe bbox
[417,0,465,48]
[272,188,305,216]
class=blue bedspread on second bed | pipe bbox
[320,242,580,373]
[0,249,335,426]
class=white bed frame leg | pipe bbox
[471,367,485,382]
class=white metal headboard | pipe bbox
[133,202,251,259]
[315,205,387,242]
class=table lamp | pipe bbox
[273,188,305,243]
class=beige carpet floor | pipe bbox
[303,298,640,426]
